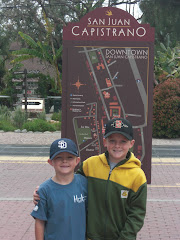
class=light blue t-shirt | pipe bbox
[31,174,88,240]
[109,161,117,170]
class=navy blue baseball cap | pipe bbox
[104,118,133,140]
[50,138,78,160]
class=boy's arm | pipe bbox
[118,182,147,240]
[31,187,48,224]
[35,219,45,240]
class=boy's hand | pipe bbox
[33,186,40,205]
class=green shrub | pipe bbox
[37,111,46,120]
[12,107,27,129]
[28,111,46,120]
[51,111,61,121]
[51,121,61,131]
[23,119,56,132]
[0,106,61,132]
[0,105,11,121]
[153,77,180,138]
[0,120,16,131]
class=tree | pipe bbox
[139,0,180,48]
[0,0,107,48]
[2,1,140,88]
[0,0,43,42]
[1,0,141,99]
[0,28,12,92]
[11,31,62,94]
[154,41,180,81]
[0,1,141,45]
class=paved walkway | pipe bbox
[0,132,180,239]
[0,131,180,145]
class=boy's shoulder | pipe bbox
[74,173,87,184]
[85,153,105,162]
[38,178,52,191]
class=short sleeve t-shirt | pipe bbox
[109,161,117,170]
[31,174,88,240]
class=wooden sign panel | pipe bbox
[62,7,155,183]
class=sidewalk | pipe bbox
[152,137,180,146]
[0,131,180,145]
[0,132,180,239]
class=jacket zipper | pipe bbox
[104,168,113,240]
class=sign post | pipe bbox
[62,7,155,183]
[23,69,28,115]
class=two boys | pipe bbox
[32,118,147,240]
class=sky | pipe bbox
[102,0,142,20]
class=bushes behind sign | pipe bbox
[153,77,180,138]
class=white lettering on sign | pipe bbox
[72,26,146,38]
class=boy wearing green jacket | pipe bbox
[33,118,147,240]
[77,118,147,240]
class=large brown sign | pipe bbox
[62,7,154,183]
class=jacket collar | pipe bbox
[104,151,131,167]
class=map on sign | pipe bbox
[62,6,154,182]
[65,45,150,162]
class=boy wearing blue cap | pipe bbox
[31,138,87,240]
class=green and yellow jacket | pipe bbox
[77,151,147,240]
